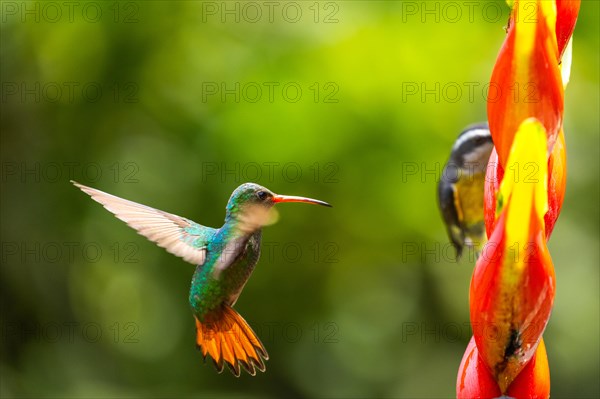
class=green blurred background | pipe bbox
[1,1,598,397]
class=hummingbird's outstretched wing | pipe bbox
[72,181,216,266]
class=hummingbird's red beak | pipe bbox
[272,195,332,207]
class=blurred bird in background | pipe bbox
[438,124,494,260]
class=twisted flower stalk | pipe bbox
[457,1,580,397]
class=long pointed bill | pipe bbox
[272,195,332,207]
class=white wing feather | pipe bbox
[72,181,213,266]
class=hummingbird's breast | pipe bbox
[189,229,262,319]
[221,231,262,304]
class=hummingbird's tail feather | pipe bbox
[195,305,269,377]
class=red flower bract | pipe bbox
[556,0,581,59]
[457,336,502,398]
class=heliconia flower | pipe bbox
[457,336,550,398]
[484,128,566,238]
[470,119,556,393]
[488,0,563,167]
[462,1,578,396]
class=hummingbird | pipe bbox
[437,123,494,260]
[72,181,331,376]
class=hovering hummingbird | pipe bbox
[72,181,331,376]
[437,123,494,260]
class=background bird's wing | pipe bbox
[72,181,216,266]
[438,176,465,259]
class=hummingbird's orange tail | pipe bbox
[195,305,268,376]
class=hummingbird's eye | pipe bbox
[256,191,269,201]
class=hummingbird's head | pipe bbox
[225,183,331,231]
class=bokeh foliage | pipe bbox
[1,1,598,397]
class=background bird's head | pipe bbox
[449,123,494,173]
